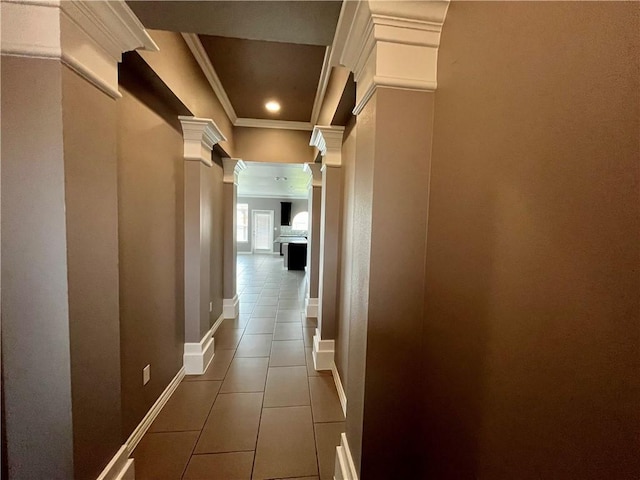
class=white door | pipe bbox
[252,210,274,253]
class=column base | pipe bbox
[312,329,335,371]
[183,313,223,375]
[223,294,239,319]
[305,297,319,318]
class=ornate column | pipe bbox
[304,163,322,318]
[179,116,226,375]
[222,157,247,318]
[1,1,156,479]
[331,1,450,479]
[309,126,345,370]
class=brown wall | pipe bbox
[62,66,123,480]
[422,2,640,478]
[210,156,225,322]
[117,86,185,438]
[335,117,356,389]
[234,127,316,164]
[1,56,75,480]
[138,30,234,155]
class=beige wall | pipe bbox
[138,30,234,155]
[117,86,185,438]
[234,127,316,164]
[62,66,122,480]
[422,2,640,478]
[335,117,356,389]
[210,156,225,322]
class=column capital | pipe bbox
[335,0,450,114]
[222,158,247,184]
[304,163,323,189]
[310,126,345,168]
[1,0,158,99]
[179,116,226,167]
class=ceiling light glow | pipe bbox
[265,101,281,113]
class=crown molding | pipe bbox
[235,118,314,131]
[304,163,322,188]
[1,0,158,99]
[223,158,247,184]
[181,33,238,123]
[310,126,345,168]
[236,192,308,200]
[334,0,450,115]
[310,46,332,125]
[179,116,226,167]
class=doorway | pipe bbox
[252,210,274,253]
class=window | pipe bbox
[291,211,309,231]
[237,203,249,242]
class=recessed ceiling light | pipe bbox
[265,100,281,113]
[274,176,288,181]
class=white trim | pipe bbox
[305,297,319,318]
[181,33,238,123]
[96,446,134,480]
[334,433,359,480]
[178,116,226,166]
[333,0,449,115]
[223,294,239,319]
[310,46,332,125]
[310,126,345,168]
[98,366,185,478]
[234,118,314,131]
[183,312,223,375]
[1,0,157,99]
[312,329,335,371]
[251,209,275,254]
[331,361,347,418]
[223,158,247,185]
[237,192,309,200]
[129,366,185,453]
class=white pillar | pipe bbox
[179,116,226,374]
[309,126,345,370]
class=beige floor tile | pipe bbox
[257,296,278,306]
[263,366,310,408]
[239,293,260,303]
[184,349,235,382]
[277,298,302,309]
[149,381,221,432]
[271,340,306,367]
[278,290,300,299]
[252,406,318,479]
[239,302,256,314]
[303,317,317,328]
[221,357,269,393]
[215,328,244,349]
[236,334,273,357]
[308,376,345,423]
[305,348,331,378]
[195,393,263,454]
[252,305,278,317]
[259,288,280,298]
[276,311,302,323]
[220,316,250,330]
[184,452,254,479]
[245,317,276,335]
[273,323,303,341]
[133,431,199,480]
[314,422,345,480]
[303,327,314,347]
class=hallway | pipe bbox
[131,254,345,480]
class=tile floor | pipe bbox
[133,254,345,480]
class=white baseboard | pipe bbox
[223,294,239,319]
[96,445,134,480]
[334,432,358,480]
[305,297,318,318]
[331,362,347,418]
[98,366,185,479]
[312,329,334,371]
[183,312,223,375]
